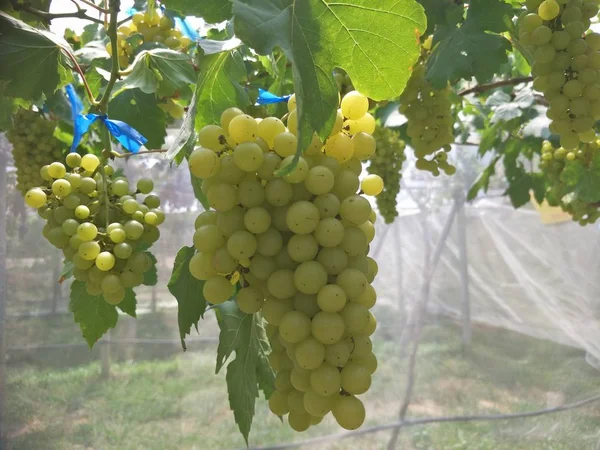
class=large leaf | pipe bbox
[195,49,249,132]
[117,289,138,318]
[215,302,274,445]
[167,246,207,350]
[143,252,158,286]
[426,0,512,88]
[69,280,118,348]
[122,49,196,97]
[162,0,233,23]
[108,88,167,149]
[0,12,71,100]
[233,0,426,160]
[166,81,199,162]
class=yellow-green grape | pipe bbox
[229,114,258,143]
[324,133,354,163]
[24,188,47,208]
[81,154,100,172]
[361,174,384,196]
[258,117,286,148]
[203,275,234,304]
[341,90,369,120]
[274,132,298,158]
[198,124,226,151]
[189,147,221,179]
[233,142,264,172]
[332,395,365,430]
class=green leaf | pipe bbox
[417,0,464,32]
[108,88,167,149]
[215,302,274,445]
[117,289,137,318]
[69,280,118,348]
[0,12,71,100]
[426,0,512,88]
[233,0,426,162]
[162,0,233,23]
[143,252,158,286]
[194,49,249,132]
[81,23,106,46]
[167,85,198,162]
[505,170,534,208]
[167,246,207,350]
[74,41,109,65]
[190,169,210,209]
[60,260,74,280]
[467,155,500,200]
[562,153,600,203]
[122,49,196,97]
[198,37,242,55]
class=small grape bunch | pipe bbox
[6,108,64,195]
[540,139,600,224]
[186,91,382,432]
[24,153,165,305]
[107,8,192,68]
[399,37,455,176]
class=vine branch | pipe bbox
[62,50,97,106]
[10,0,104,24]
[97,0,121,113]
[74,0,108,13]
[458,77,534,96]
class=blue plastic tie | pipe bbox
[65,85,148,154]
[256,89,291,106]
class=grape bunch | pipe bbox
[7,109,64,195]
[540,139,600,224]
[399,55,455,176]
[23,153,165,305]
[106,8,192,68]
[367,127,407,224]
[519,0,600,150]
[188,92,382,432]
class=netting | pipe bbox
[2,140,600,449]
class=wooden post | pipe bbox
[456,193,472,352]
[51,253,61,313]
[0,136,9,448]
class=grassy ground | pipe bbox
[5,314,600,450]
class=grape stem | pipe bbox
[110,149,168,158]
[97,0,121,114]
[458,76,533,96]
[62,50,98,106]
[9,0,104,24]
[99,127,113,230]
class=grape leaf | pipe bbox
[167,85,198,163]
[69,280,118,348]
[162,0,232,23]
[0,11,71,100]
[74,41,109,65]
[167,246,207,350]
[561,153,600,203]
[109,88,167,149]
[467,155,501,200]
[417,0,464,32]
[117,289,137,318]
[233,0,425,169]
[215,302,274,445]
[426,0,512,88]
[198,37,242,55]
[195,49,249,133]
[122,49,196,97]
[143,252,158,286]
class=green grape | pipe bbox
[228,114,258,143]
[79,241,101,260]
[136,178,154,194]
[95,251,116,271]
[227,230,257,260]
[353,284,376,308]
[274,132,298,157]
[324,133,354,163]
[207,183,237,212]
[313,193,341,218]
[280,156,309,184]
[288,412,311,432]
[340,195,371,225]
[267,269,297,299]
[101,274,122,294]
[233,142,264,172]
[257,228,283,256]
[286,201,320,234]
[295,337,325,370]
[244,207,272,234]
[237,179,265,208]
[203,275,234,304]
[193,224,226,253]
[114,243,133,259]
[340,303,370,335]
[77,223,98,241]
[268,390,290,416]
[305,166,335,195]
[294,261,328,295]
[314,218,344,248]
[25,188,47,208]
[216,206,245,237]
[81,154,100,172]
[265,178,294,207]
[325,340,352,366]
[317,247,349,275]
[257,152,282,181]
[290,366,311,392]
[66,153,81,168]
[303,390,333,417]
[310,362,341,397]
[258,117,286,147]
[332,170,360,199]
[332,395,365,430]
[263,296,294,325]
[340,362,371,395]
[194,210,218,229]
[236,287,265,314]
[189,147,221,179]
[287,234,319,263]
[104,287,126,305]
[124,220,144,240]
[317,284,347,313]
[189,252,216,280]
[280,311,312,343]
[220,107,244,131]
[249,254,276,280]
[311,311,345,344]
[341,90,369,120]
[52,179,71,197]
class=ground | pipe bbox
[5,311,600,450]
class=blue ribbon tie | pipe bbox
[65,85,147,154]
[256,89,291,106]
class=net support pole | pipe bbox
[0,136,8,448]
[456,192,471,352]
